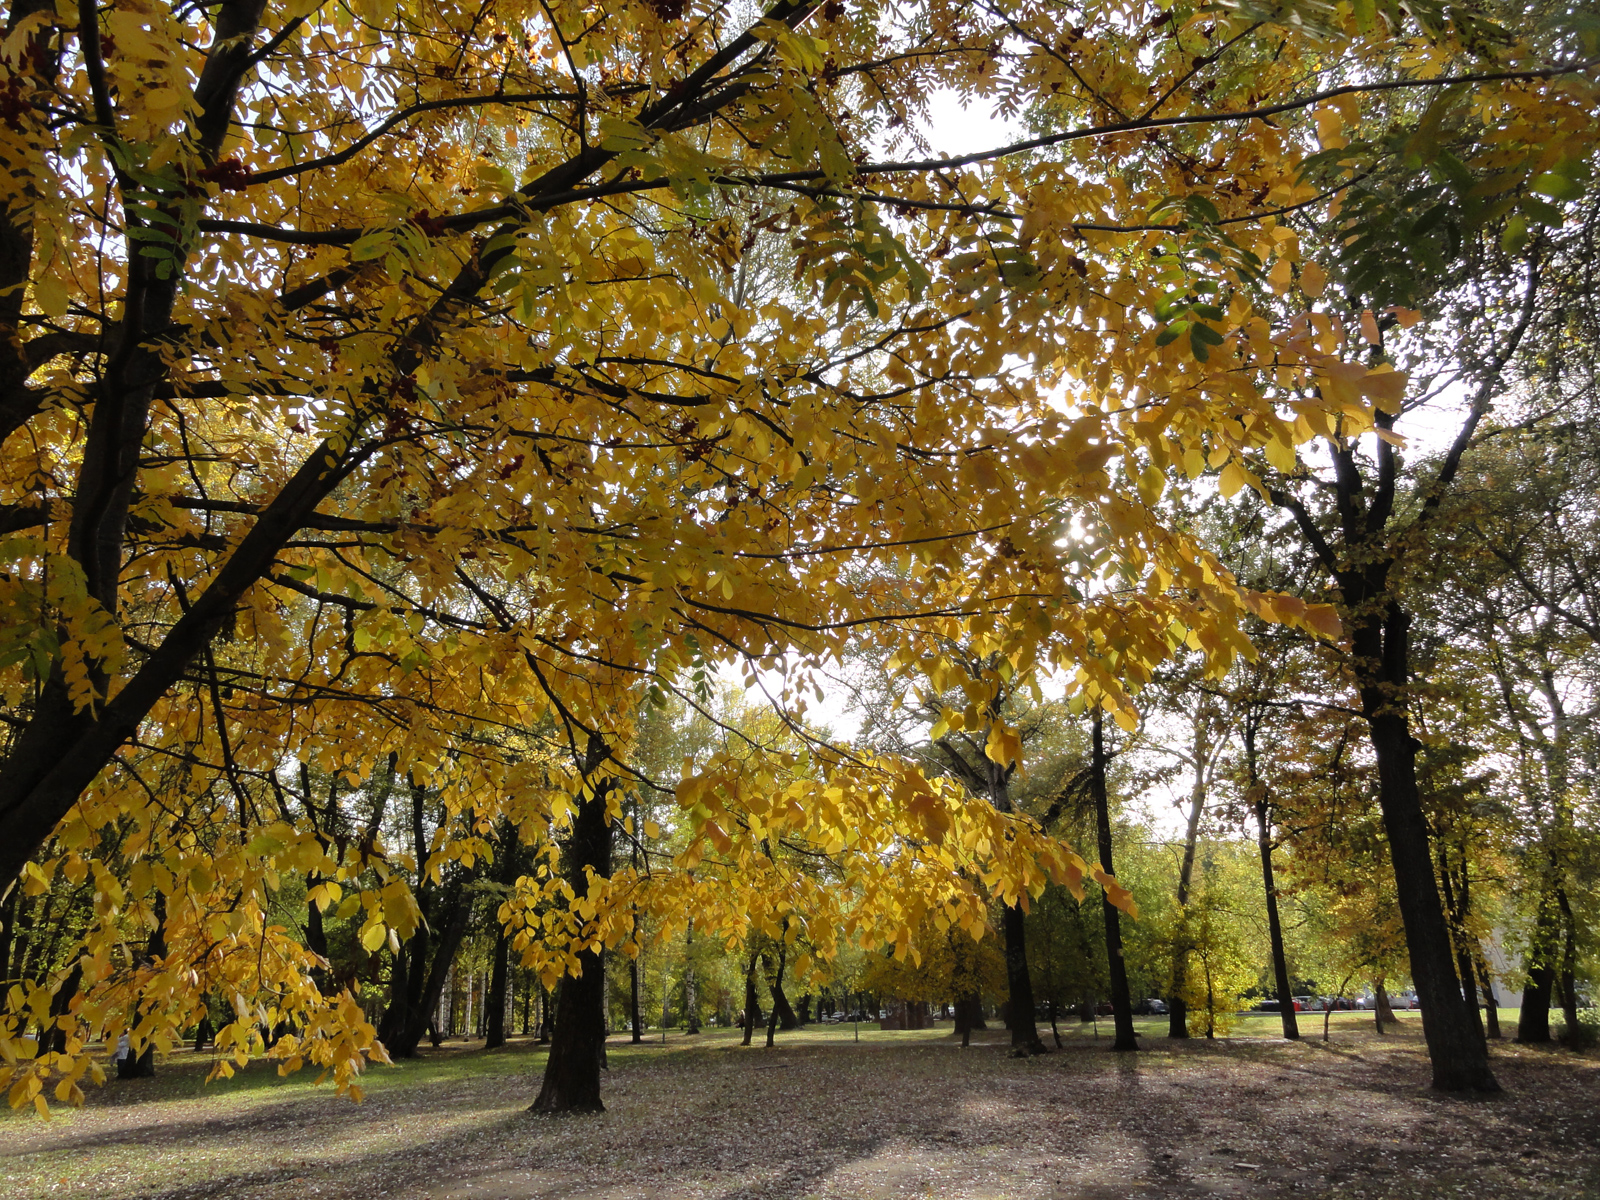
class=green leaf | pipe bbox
[1530,173,1582,202]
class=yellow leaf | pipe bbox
[984,723,1021,769]
[1300,261,1328,298]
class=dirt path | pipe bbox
[2,1022,1596,1199]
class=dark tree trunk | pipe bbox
[764,941,787,1047]
[40,960,83,1057]
[987,754,1046,1055]
[1001,901,1046,1053]
[1168,750,1208,1040]
[1516,878,1558,1042]
[1555,888,1581,1042]
[1246,718,1299,1040]
[531,749,614,1115]
[1374,978,1397,1032]
[538,982,553,1043]
[0,886,17,986]
[1437,846,1486,1046]
[629,951,643,1042]
[1364,685,1496,1089]
[380,879,470,1058]
[484,821,523,1051]
[115,903,166,1078]
[1477,956,1501,1039]
[766,951,799,1031]
[741,949,761,1046]
[1091,711,1138,1052]
[485,924,510,1049]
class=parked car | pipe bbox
[1295,995,1323,1012]
[1132,998,1168,1015]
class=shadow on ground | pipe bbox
[3,1022,1597,1200]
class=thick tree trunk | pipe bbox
[988,759,1046,1055]
[380,882,470,1058]
[761,953,800,1030]
[1555,888,1582,1042]
[1001,901,1047,1053]
[1365,697,1496,1089]
[485,924,510,1049]
[531,760,613,1114]
[1091,711,1138,1052]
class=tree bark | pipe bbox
[1364,684,1496,1089]
[531,748,614,1114]
[1167,778,1204,1040]
[1091,710,1138,1052]
[1246,718,1299,1040]
[741,948,761,1046]
[485,923,510,1049]
[685,919,701,1033]
[1000,901,1046,1053]
[1477,955,1501,1039]
[1373,977,1396,1032]
[988,757,1046,1055]
[629,950,643,1042]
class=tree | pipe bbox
[5,0,1566,1114]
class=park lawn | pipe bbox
[1,1018,1596,1200]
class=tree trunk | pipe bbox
[764,946,799,1031]
[685,919,701,1034]
[1246,719,1299,1040]
[988,758,1046,1055]
[380,881,471,1058]
[764,941,787,1047]
[1360,610,1497,1090]
[485,923,510,1049]
[1374,977,1397,1032]
[741,949,760,1046]
[1091,710,1138,1052]
[1477,955,1501,1040]
[1436,848,1486,1046]
[1000,901,1046,1053]
[629,950,643,1043]
[1168,744,1209,1040]
[531,746,614,1115]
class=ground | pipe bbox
[3,1013,1597,1199]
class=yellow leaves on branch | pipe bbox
[4,0,1587,1110]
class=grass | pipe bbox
[3,1016,1597,1199]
